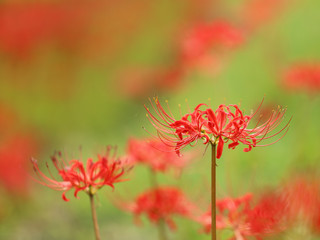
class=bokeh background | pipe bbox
[0,0,320,239]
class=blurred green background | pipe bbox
[0,0,319,239]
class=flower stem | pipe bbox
[211,143,217,240]
[149,168,158,188]
[158,218,168,240]
[89,193,101,240]
[149,168,168,240]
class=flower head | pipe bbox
[127,187,195,230]
[145,97,290,159]
[127,138,191,173]
[31,147,132,201]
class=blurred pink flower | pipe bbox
[145,98,290,159]
[31,147,132,201]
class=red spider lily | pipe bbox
[198,193,287,239]
[145,98,290,159]
[31,147,132,201]
[126,187,195,230]
[283,63,320,93]
[127,138,191,173]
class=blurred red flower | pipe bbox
[283,63,320,93]
[145,98,290,158]
[179,20,244,66]
[282,177,320,229]
[0,103,40,196]
[0,1,92,59]
[0,135,38,196]
[198,193,287,239]
[127,138,191,173]
[31,147,132,201]
[126,187,195,230]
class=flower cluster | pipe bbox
[127,187,195,230]
[145,98,290,159]
[31,147,131,201]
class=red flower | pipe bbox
[283,63,320,93]
[247,192,288,236]
[127,187,195,230]
[31,147,131,201]
[198,193,287,239]
[145,98,290,159]
[127,138,191,173]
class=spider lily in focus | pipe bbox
[145,97,291,159]
[31,146,132,201]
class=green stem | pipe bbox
[211,143,217,240]
[149,168,158,188]
[149,168,168,240]
[89,193,101,240]
[158,218,168,240]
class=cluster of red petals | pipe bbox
[283,63,320,93]
[127,138,190,173]
[31,147,131,201]
[128,187,195,230]
[198,193,287,239]
[145,98,290,159]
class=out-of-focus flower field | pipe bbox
[0,0,320,239]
